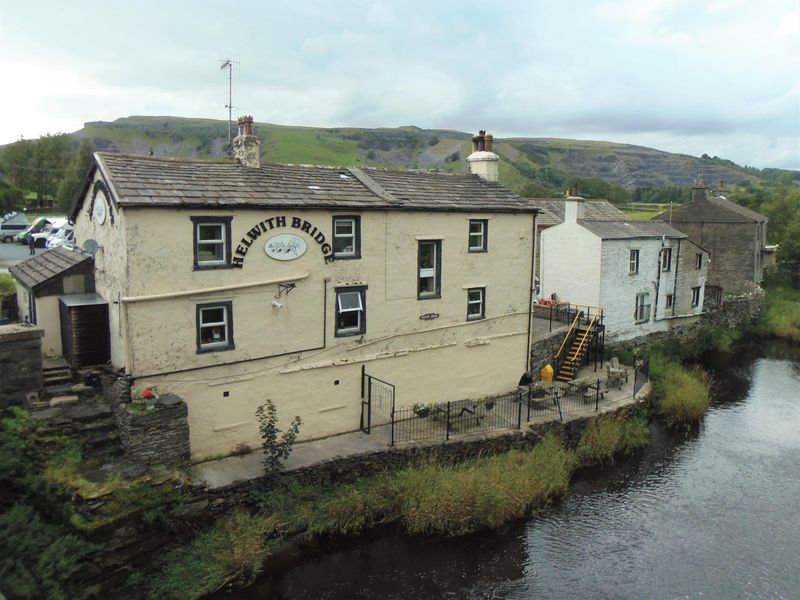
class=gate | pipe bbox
[633,353,650,398]
[360,365,395,434]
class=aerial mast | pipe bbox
[219,58,239,152]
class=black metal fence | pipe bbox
[360,367,395,434]
[384,379,608,446]
[633,353,650,398]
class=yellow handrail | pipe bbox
[554,311,583,360]
[568,314,598,361]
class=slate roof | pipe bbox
[654,193,767,224]
[579,220,687,240]
[9,246,92,291]
[93,152,538,214]
[535,199,627,227]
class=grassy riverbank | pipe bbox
[751,281,800,343]
[151,413,650,600]
[649,354,712,427]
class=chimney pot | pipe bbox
[484,133,493,152]
[233,115,260,169]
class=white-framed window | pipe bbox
[665,293,674,309]
[629,249,640,274]
[696,253,703,269]
[635,292,650,324]
[661,247,672,272]
[418,240,442,299]
[197,302,234,352]
[335,287,366,336]
[691,286,702,308]
[468,219,487,252]
[467,287,485,320]
[332,216,360,259]
[191,216,232,269]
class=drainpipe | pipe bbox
[525,212,537,372]
[653,235,665,322]
[672,239,681,316]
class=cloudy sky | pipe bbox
[1,0,798,169]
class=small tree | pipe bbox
[255,399,301,474]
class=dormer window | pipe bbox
[191,216,232,269]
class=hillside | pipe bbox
[69,116,772,195]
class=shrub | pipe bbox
[576,415,650,466]
[650,354,711,427]
[255,400,301,474]
[0,504,90,600]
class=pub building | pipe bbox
[58,120,540,459]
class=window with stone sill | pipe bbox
[629,249,640,274]
[696,253,703,269]
[191,216,232,269]
[467,287,485,320]
[197,302,235,352]
[332,216,361,259]
[691,286,702,308]
[335,287,366,336]
[662,247,672,272]
[468,219,488,252]
[418,240,442,299]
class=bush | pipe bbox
[255,400,301,474]
[0,504,90,600]
[751,282,800,343]
[650,354,711,427]
[576,415,650,466]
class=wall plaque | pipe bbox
[264,233,308,261]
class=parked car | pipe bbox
[30,218,69,248]
[45,225,75,249]
[15,217,55,244]
[1,212,29,243]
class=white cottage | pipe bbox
[540,197,708,342]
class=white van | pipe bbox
[45,225,76,249]
[31,218,69,248]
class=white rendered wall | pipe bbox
[540,221,601,307]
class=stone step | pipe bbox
[75,419,117,434]
[44,383,74,397]
[83,431,120,449]
[83,444,124,460]
[49,395,80,408]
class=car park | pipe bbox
[15,216,55,244]
[45,225,75,249]
[30,218,69,248]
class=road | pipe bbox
[0,239,35,273]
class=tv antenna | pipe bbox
[219,58,239,151]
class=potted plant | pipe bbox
[413,402,433,418]
[133,387,159,410]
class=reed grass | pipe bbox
[650,353,711,426]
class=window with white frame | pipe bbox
[661,247,672,272]
[191,216,232,269]
[695,253,703,269]
[691,286,702,307]
[635,292,650,323]
[335,287,366,336]
[629,249,640,274]
[468,219,487,252]
[197,302,234,352]
[332,216,360,259]
[467,287,485,320]
[665,293,674,309]
[418,240,441,299]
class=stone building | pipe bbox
[654,179,768,293]
[39,121,541,459]
[541,197,709,341]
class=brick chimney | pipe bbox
[233,116,261,169]
[692,174,708,203]
[467,129,499,182]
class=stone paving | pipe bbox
[191,359,646,490]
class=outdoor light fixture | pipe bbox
[271,300,284,309]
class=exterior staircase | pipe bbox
[555,326,596,382]
[551,306,605,382]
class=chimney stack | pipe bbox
[467,129,499,182]
[564,191,585,222]
[233,115,261,169]
[692,174,708,203]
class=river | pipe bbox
[226,339,800,599]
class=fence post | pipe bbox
[390,396,395,446]
[446,401,451,441]
[556,393,563,422]
[595,378,600,411]
[517,396,522,429]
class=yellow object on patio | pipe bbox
[540,364,554,383]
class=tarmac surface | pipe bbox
[0,239,31,274]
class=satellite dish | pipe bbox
[84,239,99,256]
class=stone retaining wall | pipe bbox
[0,324,43,408]
[114,393,190,467]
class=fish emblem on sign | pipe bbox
[264,234,308,261]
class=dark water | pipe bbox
[229,340,800,599]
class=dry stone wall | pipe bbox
[0,324,43,408]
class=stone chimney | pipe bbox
[692,174,708,203]
[233,115,261,169]
[564,192,585,222]
[467,129,499,182]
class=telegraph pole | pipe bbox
[219,59,239,151]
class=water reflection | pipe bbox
[221,341,800,600]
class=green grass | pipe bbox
[649,353,711,427]
[261,129,361,165]
[151,419,652,599]
[751,283,800,343]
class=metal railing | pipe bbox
[633,353,650,398]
